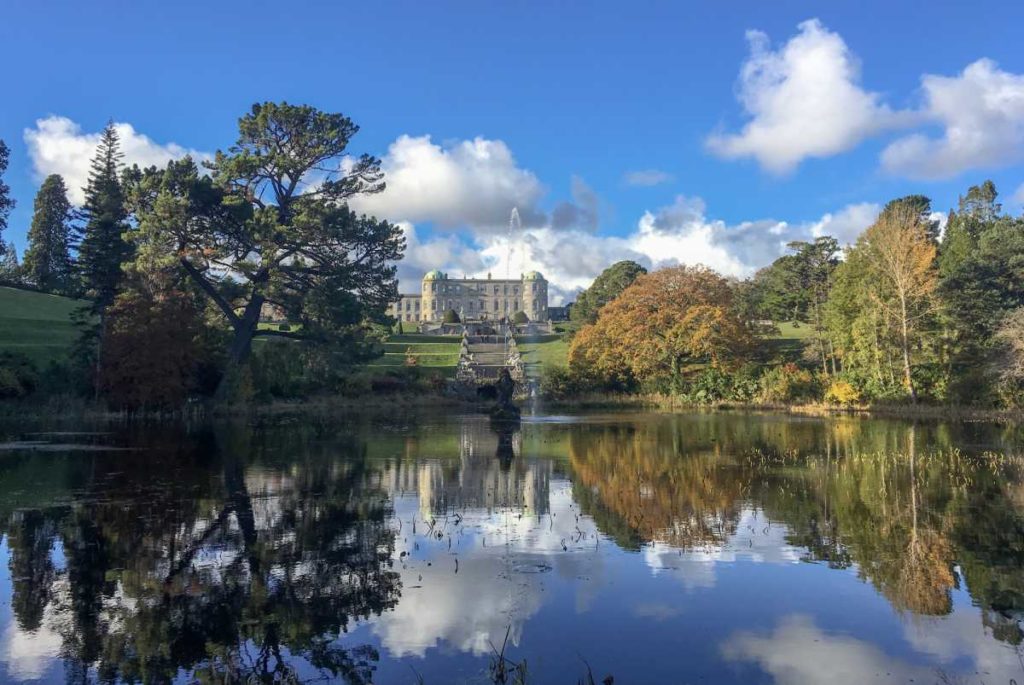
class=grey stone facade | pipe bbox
[390,270,549,323]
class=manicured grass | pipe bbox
[761,320,814,363]
[0,287,84,365]
[517,333,569,377]
[364,333,461,373]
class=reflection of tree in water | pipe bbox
[566,414,1024,642]
[568,422,750,550]
[1,424,401,683]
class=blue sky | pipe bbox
[2,1,1023,300]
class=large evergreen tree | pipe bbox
[24,174,73,293]
[76,123,130,310]
[127,102,404,399]
[0,140,14,255]
[571,260,647,325]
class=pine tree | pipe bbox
[0,242,22,283]
[0,140,15,254]
[24,175,73,293]
[76,122,130,311]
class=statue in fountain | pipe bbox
[490,367,521,422]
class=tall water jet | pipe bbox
[505,207,521,278]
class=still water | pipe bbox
[0,410,1022,684]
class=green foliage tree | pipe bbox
[23,174,73,293]
[0,140,13,251]
[126,102,405,399]
[75,122,130,310]
[570,259,647,324]
[0,242,22,284]
[512,310,529,324]
[442,308,460,324]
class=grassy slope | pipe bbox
[0,287,83,365]
[365,333,462,372]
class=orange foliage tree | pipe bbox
[568,265,753,390]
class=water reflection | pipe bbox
[0,412,1021,683]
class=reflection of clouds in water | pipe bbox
[901,603,1024,678]
[0,608,63,681]
[722,612,1024,685]
[371,481,606,658]
[644,509,802,590]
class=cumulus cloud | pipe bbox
[623,169,674,187]
[351,134,546,232]
[400,194,879,304]
[707,19,914,173]
[882,59,1024,179]
[808,202,881,245]
[23,116,210,205]
[550,176,600,232]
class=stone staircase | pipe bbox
[456,331,525,383]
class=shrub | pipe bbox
[442,309,460,324]
[540,365,579,400]
[757,363,820,403]
[0,353,39,399]
[824,380,860,406]
[279,323,291,332]
[512,310,529,324]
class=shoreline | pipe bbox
[2,391,1023,424]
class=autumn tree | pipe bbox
[570,259,647,324]
[23,174,73,293]
[127,103,404,399]
[569,265,753,391]
[859,203,939,402]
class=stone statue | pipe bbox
[490,368,521,422]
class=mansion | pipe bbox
[391,270,549,323]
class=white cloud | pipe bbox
[400,194,879,304]
[808,202,881,245]
[882,59,1024,179]
[707,19,914,173]
[623,169,674,187]
[351,134,546,232]
[23,116,210,205]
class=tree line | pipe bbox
[0,102,405,408]
[556,184,1024,408]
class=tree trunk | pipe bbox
[899,295,917,403]
[214,293,265,401]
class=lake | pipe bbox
[0,409,1022,684]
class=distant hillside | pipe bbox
[0,286,82,365]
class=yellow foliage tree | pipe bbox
[860,204,938,402]
[569,265,753,388]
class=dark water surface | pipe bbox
[1,410,1023,684]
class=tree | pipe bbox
[570,260,647,324]
[0,242,21,283]
[0,140,14,254]
[23,174,73,293]
[512,310,529,324]
[127,103,404,399]
[860,203,939,402]
[569,265,753,390]
[785,237,840,374]
[442,308,460,324]
[76,122,130,310]
[993,307,1024,407]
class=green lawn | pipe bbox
[517,334,569,377]
[760,320,814,363]
[0,287,84,365]
[365,333,461,372]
